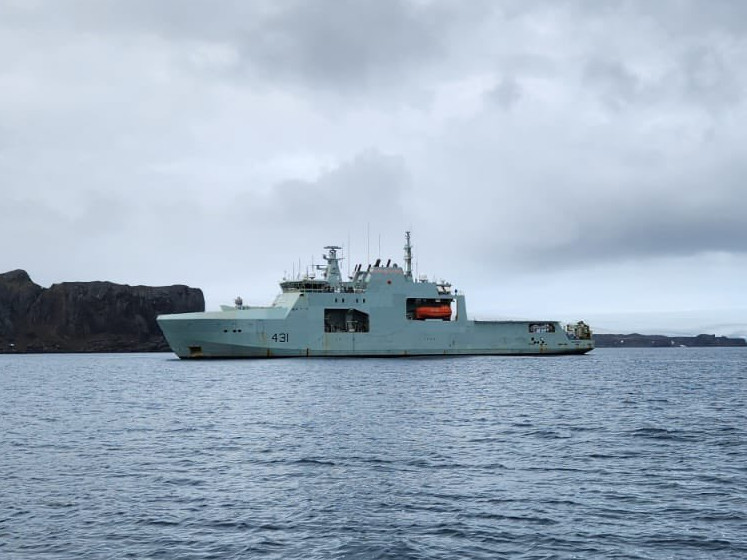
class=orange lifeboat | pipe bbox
[414,305,452,320]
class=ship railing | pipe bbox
[280,284,367,294]
[281,286,332,293]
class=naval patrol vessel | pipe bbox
[157,233,593,358]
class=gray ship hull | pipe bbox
[157,235,594,358]
[158,298,593,359]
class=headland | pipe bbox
[0,269,203,353]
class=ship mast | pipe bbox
[404,231,413,281]
[323,246,343,288]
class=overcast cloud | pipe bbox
[1,0,746,336]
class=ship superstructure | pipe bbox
[157,233,593,358]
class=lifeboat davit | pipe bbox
[414,305,452,320]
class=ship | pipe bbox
[157,232,594,358]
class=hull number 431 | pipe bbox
[271,333,289,343]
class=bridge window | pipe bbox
[529,323,555,333]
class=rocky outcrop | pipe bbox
[0,270,204,352]
[593,333,746,348]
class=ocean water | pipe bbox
[1,349,745,559]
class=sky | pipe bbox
[1,0,746,337]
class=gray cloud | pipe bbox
[485,75,523,111]
[269,150,410,219]
[238,0,450,90]
[223,149,411,239]
[583,58,640,111]
[634,0,747,37]
[0,0,465,92]
[538,176,747,268]
[681,45,743,110]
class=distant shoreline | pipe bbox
[3,269,745,354]
[593,333,746,348]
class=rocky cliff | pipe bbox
[0,269,204,352]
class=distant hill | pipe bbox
[593,333,746,348]
[0,269,204,353]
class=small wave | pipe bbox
[626,427,697,441]
[641,534,737,552]
[334,539,425,560]
[135,517,181,527]
[526,428,573,439]
[204,519,254,531]
[694,510,746,522]
[293,458,336,467]
[152,475,205,486]
[460,511,559,526]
